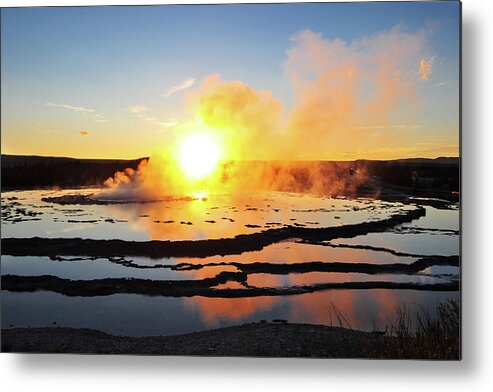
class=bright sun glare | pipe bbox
[177,132,221,180]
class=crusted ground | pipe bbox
[1,322,388,358]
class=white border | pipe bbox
[2,0,493,391]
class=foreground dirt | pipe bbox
[1,322,388,358]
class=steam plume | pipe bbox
[103,25,432,199]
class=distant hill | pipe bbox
[0,154,459,192]
[389,157,459,165]
[1,154,146,190]
[1,154,148,168]
[353,157,460,165]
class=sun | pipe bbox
[177,132,221,180]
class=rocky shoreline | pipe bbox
[1,322,389,357]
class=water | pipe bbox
[1,290,459,336]
[1,189,415,241]
[1,189,459,336]
[330,231,459,256]
[0,255,238,281]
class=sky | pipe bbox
[1,1,460,160]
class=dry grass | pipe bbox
[364,299,460,359]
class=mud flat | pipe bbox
[232,255,459,275]
[2,272,458,298]
[40,194,203,205]
[38,254,458,274]
[1,322,389,357]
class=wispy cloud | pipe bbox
[129,105,178,130]
[434,81,450,87]
[80,130,91,137]
[154,120,178,129]
[46,102,107,123]
[46,102,95,113]
[163,78,196,97]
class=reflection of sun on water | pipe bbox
[177,132,221,180]
[190,190,208,200]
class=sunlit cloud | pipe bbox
[163,78,196,97]
[419,57,434,80]
[46,102,95,113]
[80,130,91,137]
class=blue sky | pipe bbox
[1,2,460,159]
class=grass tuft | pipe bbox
[365,299,460,359]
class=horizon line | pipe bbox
[0,153,460,163]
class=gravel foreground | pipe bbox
[1,322,388,358]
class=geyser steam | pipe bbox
[103,25,432,199]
